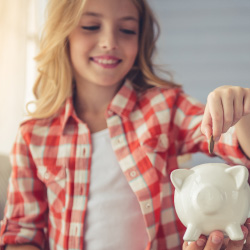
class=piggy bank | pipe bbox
[170,163,250,241]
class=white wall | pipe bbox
[0,0,29,155]
[0,1,47,156]
[149,0,250,165]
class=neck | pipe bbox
[74,79,122,118]
[73,80,122,133]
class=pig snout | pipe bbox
[194,186,224,215]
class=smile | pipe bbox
[90,56,122,68]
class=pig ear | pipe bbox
[170,169,193,192]
[225,165,249,190]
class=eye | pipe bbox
[81,26,99,31]
[120,29,137,35]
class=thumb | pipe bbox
[201,104,213,139]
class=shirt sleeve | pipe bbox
[172,91,250,169]
[0,125,48,249]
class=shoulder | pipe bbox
[135,86,205,116]
[136,86,193,108]
[138,86,182,100]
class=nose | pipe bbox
[194,186,224,215]
[99,28,118,51]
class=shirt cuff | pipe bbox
[0,219,45,250]
[219,126,250,168]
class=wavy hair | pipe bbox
[27,0,180,118]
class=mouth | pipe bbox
[90,56,122,68]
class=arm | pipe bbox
[235,114,250,158]
[6,245,40,250]
[0,125,48,248]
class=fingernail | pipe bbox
[215,136,220,142]
[196,239,206,247]
[212,235,222,244]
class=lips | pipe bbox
[90,55,122,68]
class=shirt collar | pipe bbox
[60,97,76,135]
[60,79,137,134]
[106,79,137,118]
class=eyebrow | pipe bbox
[121,16,138,22]
[82,12,138,22]
[82,12,102,17]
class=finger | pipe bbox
[207,92,223,142]
[232,87,244,125]
[203,231,224,250]
[226,226,248,250]
[183,236,207,250]
[221,237,230,250]
[220,89,234,133]
[201,104,212,139]
[244,220,250,250]
[231,88,250,127]
[243,89,250,116]
[183,241,189,249]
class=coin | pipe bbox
[208,135,214,154]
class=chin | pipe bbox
[96,78,122,87]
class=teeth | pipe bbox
[96,59,118,65]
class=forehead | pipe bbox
[82,0,139,19]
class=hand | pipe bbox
[201,86,250,141]
[183,225,249,250]
[242,218,250,250]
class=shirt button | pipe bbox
[44,172,50,180]
[145,203,151,209]
[160,138,167,148]
[130,171,137,178]
[80,186,84,195]
[117,136,124,144]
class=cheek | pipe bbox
[69,44,80,68]
[69,37,79,62]
[69,34,93,57]
[125,40,139,61]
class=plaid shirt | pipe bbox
[1,80,249,250]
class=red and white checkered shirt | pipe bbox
[1,80,250,250]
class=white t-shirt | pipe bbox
[83,129,148,250]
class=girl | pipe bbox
[1,0,250,249]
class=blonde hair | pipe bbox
[27,0,180,119]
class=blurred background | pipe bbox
[0,0,249,219]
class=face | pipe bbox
[68,0,139,89]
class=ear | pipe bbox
[170,169,193,192]
[225,165,249,190]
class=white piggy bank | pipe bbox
[170,163,250,241]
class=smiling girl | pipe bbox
[69,0,140,133]
[1,0,250,250]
